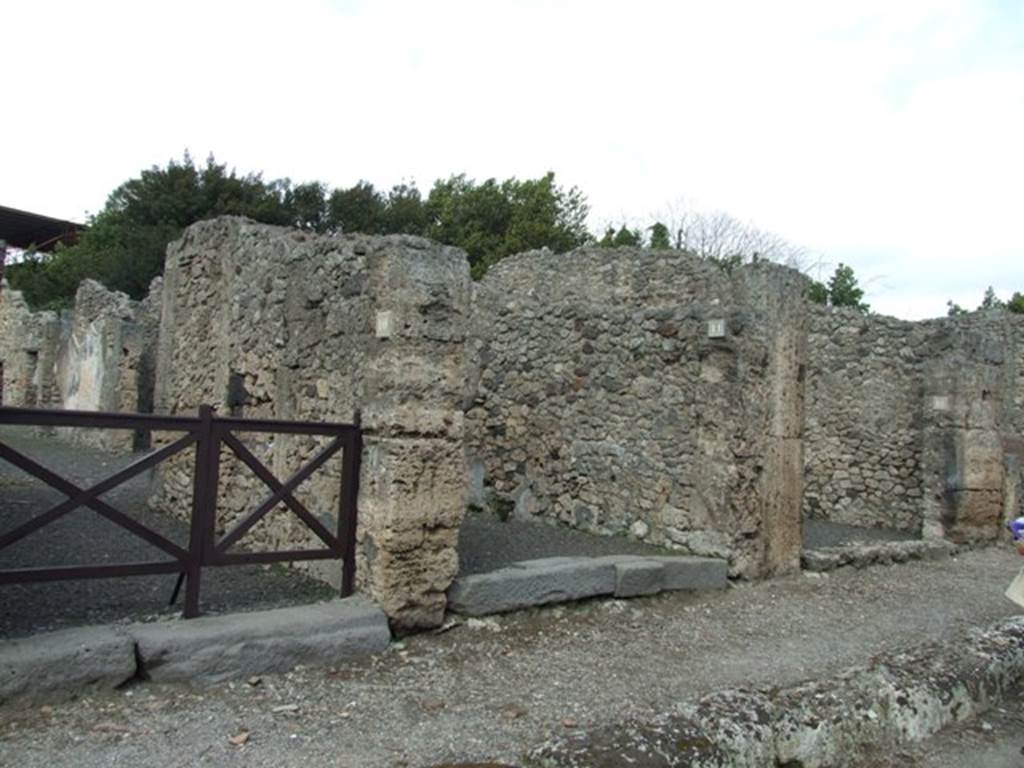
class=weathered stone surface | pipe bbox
[0,277,159,449]
[465,249,809,579]
[447,558,617,615]
[805,306,1024,544]
[132,598,390,683]
[528,616,1024,768]
[959,428,1005,491]
[649,555,728,591]
[0,279,63,413]
[607,557,664,597]
[801,539,956,572]
[152,218,470,630]
[945,489,1005,542]
[0,625,136,704]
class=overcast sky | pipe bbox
[4,0,1021,319]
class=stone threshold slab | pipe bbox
[447,554,728,616]
[0,596,391,704]
[802,538,956,572]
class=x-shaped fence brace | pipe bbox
[0,405,361,618]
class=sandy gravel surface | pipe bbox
[2,546,1021,768]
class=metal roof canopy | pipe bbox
[0,205,85,252]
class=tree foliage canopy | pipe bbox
[947,287,1024,316]
[808,263,870,313]
[7,156,591,307]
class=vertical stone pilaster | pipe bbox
[742,263,808,577]
[356,240,470,631]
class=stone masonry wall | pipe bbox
[804,308,927,531]
[54,280,159,451]
[805,307,1024,542]
[153,217,469,630]
[919,312,1024,543]
[465,249,809,579]
[0,278,159,450]
[0,281,63,412]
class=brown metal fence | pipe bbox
[0,405,361,618]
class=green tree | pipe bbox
[285,181,328,232]
[7,153,309,306]
[383,182,428,235]
[808,280,829,305]
[826,263,870,312]
[648,222,671,250]
[946,300,968,317]
[945,287,1024,316]
[979,286,1004,311]
[424,172,589,278]
[597,224,643,248]
[326,181,387,234]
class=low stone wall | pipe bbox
[465,249,808,579]
[153,217,470,630]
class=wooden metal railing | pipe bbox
[0,405,361,618]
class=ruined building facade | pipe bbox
[2,217,1022,628]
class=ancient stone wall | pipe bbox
[0,281,63,411]
[804,307,1024,542]
[54,280,160,451]
[803,308,927,531]
[0,278,159,450]
[918,312,1024,543]
[153,217,469,630]
[465,249,809,578]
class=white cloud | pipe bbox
[2,0,1020,318]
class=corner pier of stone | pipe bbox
[152,218,470,632]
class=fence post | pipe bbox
[339,425,362,598]
[184,404,215,618]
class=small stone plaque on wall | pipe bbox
[375,310,394,339]
[707,318,726,338]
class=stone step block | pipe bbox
[0,626,136,704]
[448,558,618,615]
[131,597,391,683]
[593,555,665,597]
[648,556,729,591]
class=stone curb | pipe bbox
[802,539,956,572]
[447,555,728,616]
[0,625,137,705]
[0,597,391,703]
[133,596,391,684]
[526,615,1024,767]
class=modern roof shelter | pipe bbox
[0,205,84,252]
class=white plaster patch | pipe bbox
[375,310,394,339]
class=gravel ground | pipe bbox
[1,544,1021,767]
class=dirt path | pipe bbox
[2,543,1021,767]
